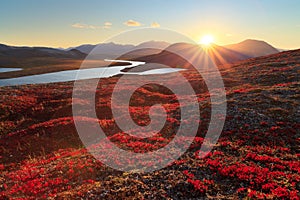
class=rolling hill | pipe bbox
[0,48,299,199]
[68,41,170,59]
[0,39,280,71]
[0,44,86,68]
[125,42,250,70]
[224,39,279,57]
[119,39,279,67]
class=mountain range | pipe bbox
[0,39,280,68]
[117,39,279,67]
[0,44,86,68]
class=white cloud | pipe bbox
[103,22,112,29]
[151,22,160,28]
[71,23,101,29]
[123,19,142,27]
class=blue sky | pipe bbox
[1,0,300,48]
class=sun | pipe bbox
[199,35,214,46]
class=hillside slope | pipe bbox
[131,41,279,67]
[0,48,299,199]
[225,39,279,57]
[0,44,86,68]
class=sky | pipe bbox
[1,0,300,49]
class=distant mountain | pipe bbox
[66,44,95,54]
[130,39,280,67]
[131,42,251,69]
[131,43,194,68]
[224,39,279,57]
[134,41,170,50]
[0,44,85,58]
[68,41,170,59]
[0,44,86,67]
[69,42,134,55]
[116,41,169,60]
[67,39,278,63]
[0,39,281,68]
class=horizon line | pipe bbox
[0,38,293,50]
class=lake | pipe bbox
[0,68,22,73]
[0,60,184,87]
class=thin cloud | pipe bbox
[151,22,160,28]
[103,22,112,29]
[124,20,142,27]
[71,23,101,29]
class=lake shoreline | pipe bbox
[0,60,131,80]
